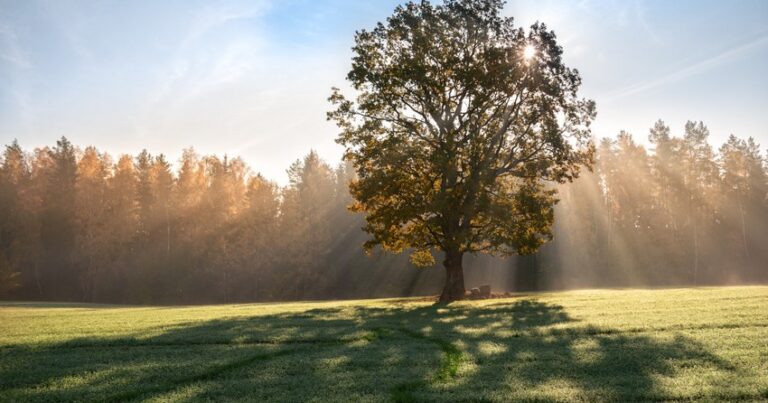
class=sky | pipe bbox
[1,0,767,184]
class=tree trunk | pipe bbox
[439,249,465,302]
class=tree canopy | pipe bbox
[329,0,595,301]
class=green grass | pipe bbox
[1,286,767,402]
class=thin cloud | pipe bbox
[181,2,267,48]
[631,0,662,45]
[0,21,31,69]
[604,32,768,102]
[136,2,270,139]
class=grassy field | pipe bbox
[1,286,766,402]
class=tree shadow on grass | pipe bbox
[0,299,750,402]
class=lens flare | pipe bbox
[523,45,536,60]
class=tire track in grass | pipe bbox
[390,328,463,402]
[124,325,463,403]
[104,347,305,402]
[12,325,453,402]
[113,329,385,402]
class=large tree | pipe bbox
[328,0,595,301]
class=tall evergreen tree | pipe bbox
[0,141,29,297]
[74,147,111,300]
[40,137,78,299]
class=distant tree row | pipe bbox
[0,139,433,303]
[538,120,768,289]
[0,120,766,302]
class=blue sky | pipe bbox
[1,0,767,183]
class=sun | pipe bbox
[523,44,536,61]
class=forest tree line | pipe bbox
[0,119,766,303]
[538,120,767,289]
